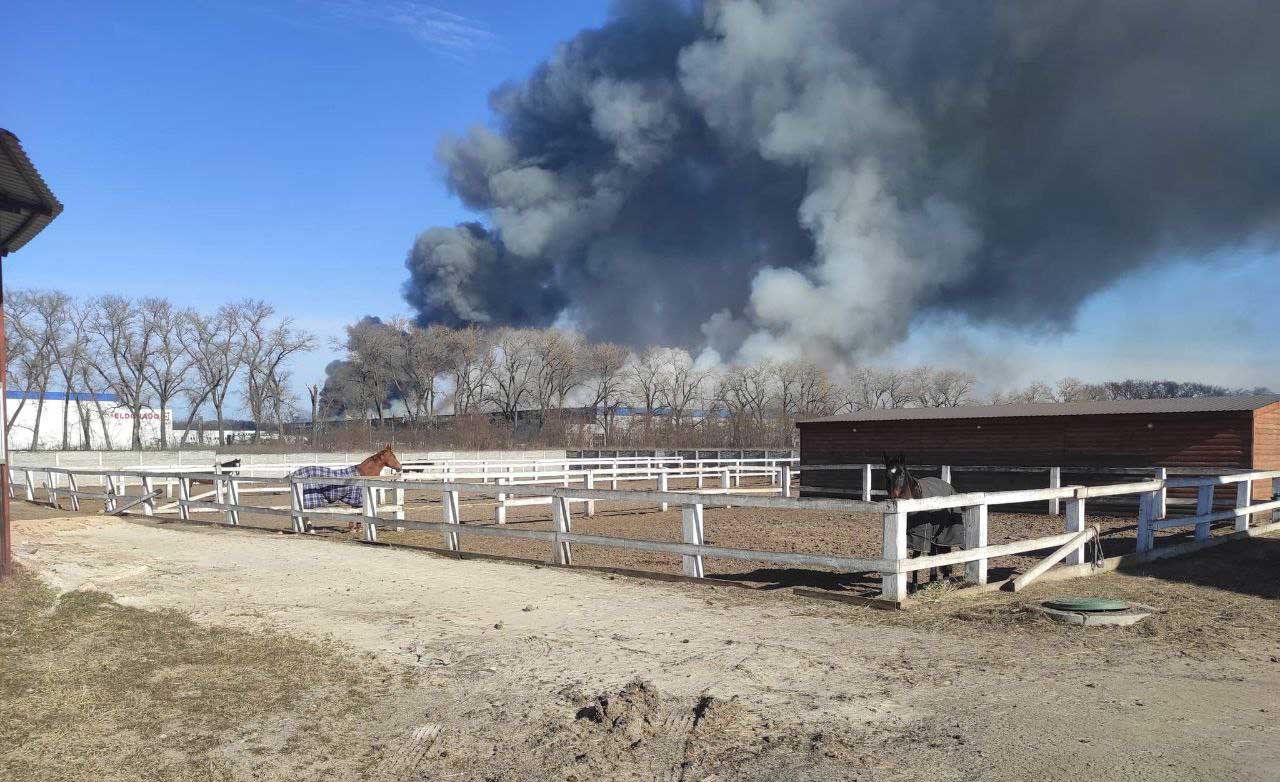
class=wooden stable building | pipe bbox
[797,394,1280,503]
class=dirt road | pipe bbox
[12,507,1280,781]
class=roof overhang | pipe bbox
[0,129,63,256]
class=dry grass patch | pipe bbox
[0,567,383,781]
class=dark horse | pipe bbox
[883,453,964,591]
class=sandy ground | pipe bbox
[10,497,1280,781]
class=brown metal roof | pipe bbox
[0,129,64,255]
[796,393,1280,424]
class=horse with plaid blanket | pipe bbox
[287,446,402,530]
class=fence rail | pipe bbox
[9,457,1279,605]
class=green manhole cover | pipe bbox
[1044,596,1130,612]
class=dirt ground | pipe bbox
[6,497,1280,781]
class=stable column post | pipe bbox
[862,464,873,502]
[963,503,989,584]
[1048,467,1062,515]
[552,495,572,565]
[1064,496,1086,566]
[881,509,908,602]
[1194,484,1213,541]
[442,489,460,551]
[681,503,705,577]
[1235,480,1252,532]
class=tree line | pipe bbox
[4,290,314,449]
[322,318,1273,449]
[7,289,1270,451]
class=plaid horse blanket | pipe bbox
[289,465,363,509]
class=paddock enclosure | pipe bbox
[10,447,1280,604]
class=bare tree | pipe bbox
[660,348,706,429]
[484,327,536,424]
[239,301,314,442]
[182,304,246,447]
[86,295,158,449]
[582,341,629,442]
[531,328,583,411]
[627,346,667,437]
[914,367,977,407]
[442,326,490,414]
[140,297,193,448]
[47,294,93,448]
[398,322,450,422]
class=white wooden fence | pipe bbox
[9,461,1278,606]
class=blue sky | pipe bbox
[4,0,1277,404]
[4,0,609,390]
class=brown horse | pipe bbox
[883,453,964,591]
[356,445,403,477]
[333,445,401,531]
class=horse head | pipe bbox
[883,452,917,499]
[380,444,402,473]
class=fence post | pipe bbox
[1154,467,1168,518]
[141,476,156,516]
[1064,495,1086,566]
[225,477,241,526]
[179,476,192,522]
[46,470,58,509]
[611,459,619,489]
[361,485,379,543]
[963,503,989,584]
[1048,467,1062,515]
[24,470,35,502]
[940,465,952,484]
[214,462,225,505]
[658,471,669,512]
[862,464,873,502]
[1136,490,1155,553]
[584,472,596,517]
[68,472,81,512]
[681,503,705,577]
[495,477,508,524]
[552,495,572,565]
[780,464,792,497]
[1235,480,1251,532]
[881,509,908,602]
[1194,484,1213,542]
[395,485,405,522]
[442,489,460,551]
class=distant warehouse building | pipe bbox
[797,394,1280,503]
[4,391,170,450]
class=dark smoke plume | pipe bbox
[403,0,1280,360]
